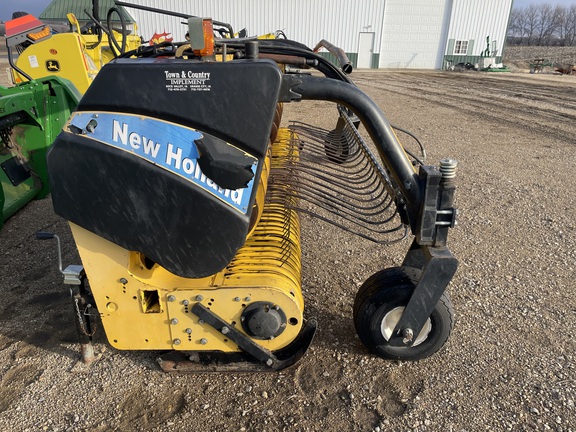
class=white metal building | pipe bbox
[47,0,514,69]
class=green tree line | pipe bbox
[508,3,576,45]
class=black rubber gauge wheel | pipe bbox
[353,266,454,361]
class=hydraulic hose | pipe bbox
[85,0,103,49]
[223,39,352,83]
[93,0,100,20]
[290,74,422,224]
[107,7,127,55]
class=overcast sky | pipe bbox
[1,0,576,22]
[513,0,575,7]
[1,0,51,22]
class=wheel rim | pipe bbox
[380,306,432,347]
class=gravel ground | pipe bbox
[1,54,576,431]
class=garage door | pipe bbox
[379,0,452,69]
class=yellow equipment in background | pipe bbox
[9,12,141,93]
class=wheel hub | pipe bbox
[380,306,432,347]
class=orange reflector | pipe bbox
[193,19,214,57]
[27,26,51,41]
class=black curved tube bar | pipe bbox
[7,46,32,81]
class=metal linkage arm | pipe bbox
[392,244,458,347]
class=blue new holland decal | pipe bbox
[68,112,256,214]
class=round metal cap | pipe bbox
[241,302,286,339]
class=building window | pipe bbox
[454,40,468,55]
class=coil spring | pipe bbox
[439,159,458,179]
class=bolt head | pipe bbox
[402,328,414,342]
[244,296,251,302]
[170,318,179,325]
[182,300,189,306]
[167,295,176,302]
[196,295,204,301]
[234,297,241,302]
[185,328,192,334]
[200,338,208,345]
[221,326,230,335]
[173,339,181,345]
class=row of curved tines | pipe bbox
[266,112,407,244]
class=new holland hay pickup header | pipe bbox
[39,2,459,371]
